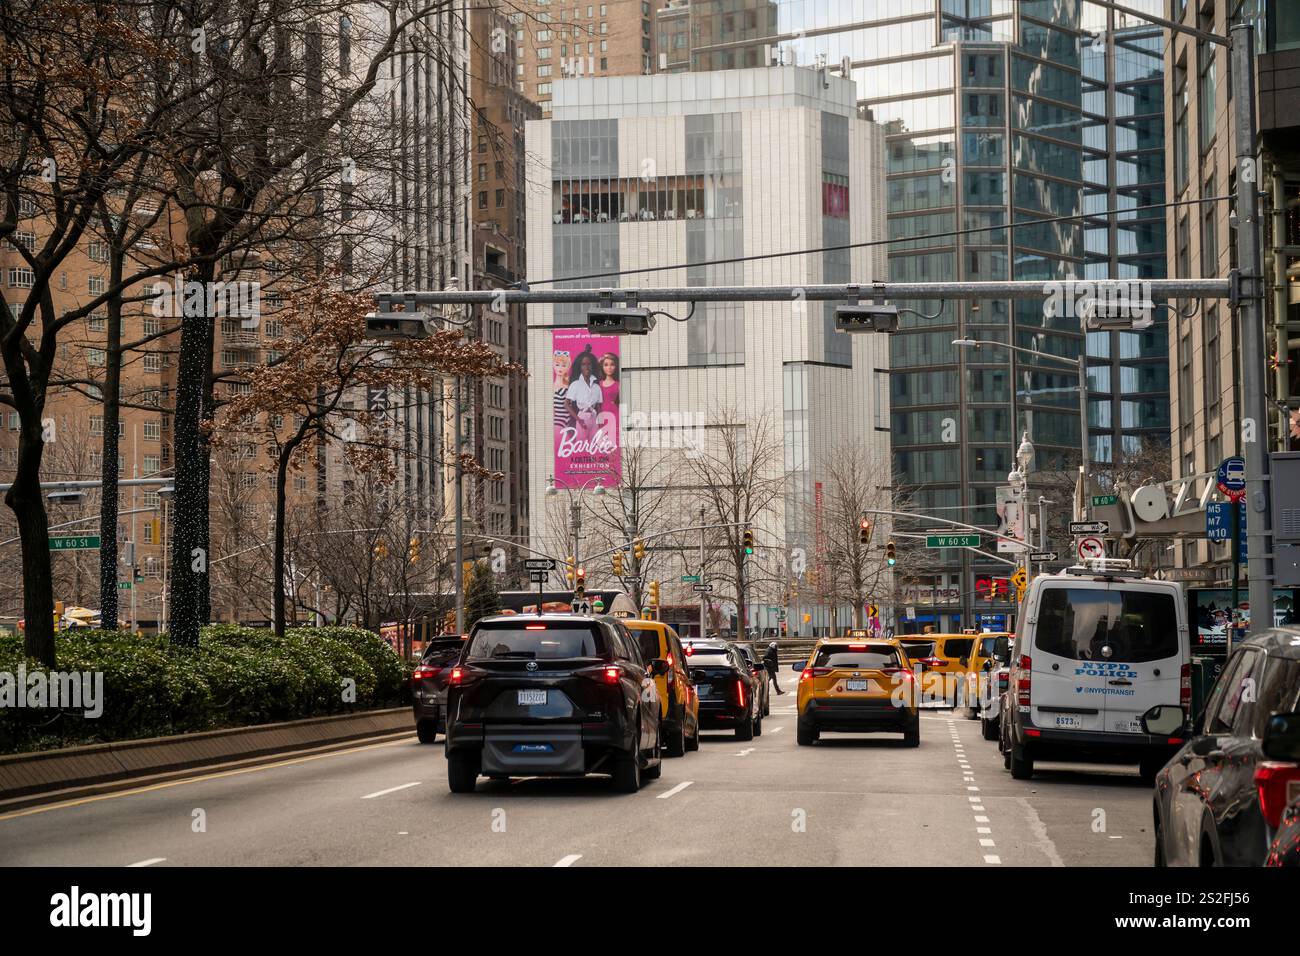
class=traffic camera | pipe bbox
[364,311,435,339]
[834,302,899,334]
[586,305,656,336]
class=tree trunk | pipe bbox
[168,263,215,646]
[98,289,124,630]
[272,451,290,635]
[7,430,55,667]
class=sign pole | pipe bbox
[1231,501,1241,655]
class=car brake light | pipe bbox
[525,624,546,630]
[734,679,746,707]
[917,656,945,667]
[882,666,914,680]
[1256,762,1300,829]
[604,665,622,684]
[449,666,466,686]
[411,665,443,681]
[849,643,868,649]
[800,667,814,681]
[1017,655,1031,707]
[684,645,694,656]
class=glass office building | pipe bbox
[668,0,1167,628]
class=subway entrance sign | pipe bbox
[49,535,100,551]
[926,534,981,549]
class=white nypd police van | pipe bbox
[1002,559,1190,782]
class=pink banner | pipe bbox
[552,328,621,488]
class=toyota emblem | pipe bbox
[526,661,539,671]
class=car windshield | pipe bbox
[900,641,936,658]
[813,646,901,669]
[1035,587,1179,663]
[464,625,604,660]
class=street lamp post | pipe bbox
[546,476,606,595]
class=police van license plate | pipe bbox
[517,689,547,705]
[1053,714,1083,728]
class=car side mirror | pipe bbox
[1139,704,1187,737]
[649,659,670,677]
[1262,710,1300,762]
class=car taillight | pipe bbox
[1017,655,1031,707]
[1180,663,1192,716]
[997,672,1010,692]
[882,666,915,681]
[684,645,694,656]
[449,666,466,686]
[734,679,746,707]
[411,665,442,681]
[917,656,945,668]
[1256,762,1300,829]
[604,665,622,685]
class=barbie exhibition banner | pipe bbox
[551,329,622,488]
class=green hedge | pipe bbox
[0,625,410,755]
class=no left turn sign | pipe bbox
[1077,536,1106,561]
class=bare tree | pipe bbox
[683,407,784,637]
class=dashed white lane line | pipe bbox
[984,855,1002,865]
[734,747,756,757]
[554,854,582,867]
[980,838,996,847]
[768,726,785,733]
[657,781,694,800]
[362,781,422,800]
[127,858,165,867]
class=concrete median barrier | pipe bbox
[0,708,414,812]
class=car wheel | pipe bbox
[981,717,998,741]
[735,716,754,741]
[665,719,686,757]
[903,718,920,748]
[416,719,438,744]
[1153,814,1167,868]
[686,722,700,752]
[1009,742,1034,780]
[796,720,817,746]
[753,713,763,737]
[611,747,642,793]
[447,750,479,793]
[966,706,980,721]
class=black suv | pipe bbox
[443,614,666,793]
[411,635,466,743]
[685,641,762,740]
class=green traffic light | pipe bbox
[887,557,897,566]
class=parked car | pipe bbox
[442,613,665,793]
[731,642,771,717]
[684,640,762,740]
[979,657,1012,741]
[625,619,700,756]
[411,635,466,743]
[1003,562,1189,781]
[1152,628,1300,866]
[794,638,919,746]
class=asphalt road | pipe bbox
[0,700,1155,867]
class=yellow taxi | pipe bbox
[793,637,919,747]
[898,633,982,708]
[626,619,700,756]
[963,631,1012,719]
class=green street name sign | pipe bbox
[118,581,132,590]
[49,535,100,551]
[681,574,700,583]
[1092,494,1119,507]
[927,534,980,548]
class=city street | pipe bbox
[0,706,1152,867]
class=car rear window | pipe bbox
[422,643,464,666]
[631,629,661,665]
[976,637,997,658]
[464,624,605,660]
[1035,587,1180,663]
[813,645,902,669]
[900,641,936,658]
[686,647,732,667]
[943,638,975,659]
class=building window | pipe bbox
[1174,60,1189,192]
[1198,33,1216,153]
[144,420,161,440]
[495,189,506,208]
[88,275,105,294]
[86,347,106,367]
[8,267,34,288]
[143,353,162,372]
[88,312,106,332]
[538,64,552,77]
[478,191,488,209]
[143,455,160,475]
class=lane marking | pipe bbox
[362,781,421,800]
[979,838,996,847]
[554,854,582,867]
[967,796,981,802]
[126,858,165,868]
[974,815,989,822]
[768,726,785,734]
[657,781,694,800]
[734,747,756,757]
[984,854,1002,865]
[0,737,411,822]
[977,827,991,834]
[972,805,985,811]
